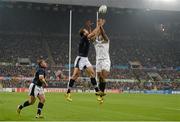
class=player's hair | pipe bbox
[37,59,45,67]
[79,28,85,37]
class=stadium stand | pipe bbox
[0,2,179,90]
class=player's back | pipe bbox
[78,35,90,57]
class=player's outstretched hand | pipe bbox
[97,19,105,27]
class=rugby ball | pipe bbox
[98,5,107,14]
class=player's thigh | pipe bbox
[101,60,110,78]
[72,68,80,79]
[28,83,37,104]
[37,90,45,103]
[37,95,45,103]
[86,66,95,78]
[96,60,102,73]
[28,96,36,104]
[84,58,94,77]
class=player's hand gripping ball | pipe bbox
[98,5,107,14]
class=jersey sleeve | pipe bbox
[38,69,45,76]
[82,35,89,41]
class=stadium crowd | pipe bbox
[1,79,180,91]
[0,65,179,80]
[0,4,179,67]
[0,32,179,68]
[0,2,179,90]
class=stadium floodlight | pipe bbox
[151,0,177,2]
[163,0,177,2]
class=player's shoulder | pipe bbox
[83,35,91,42]
[81,35,88,40]
[37,67,45,73]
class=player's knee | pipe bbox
[102,76,107,81]
[99,76,105,82]
[91,74,95,78]
[87,67,95,78]
[102,70,109,79]
[76,73,80,78]
[103,74,108,79]
[72,73,79,80]
[41,98,45,104]
[98,73,104,81]
[39,97,45,103]
[29,100,35,105]
[89,72,95,78]
[71,76,76,80]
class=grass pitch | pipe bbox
[0,92,179,121]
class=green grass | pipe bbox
[0,92,180,121]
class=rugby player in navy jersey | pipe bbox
[17,60,48,118]
[66,20,104,102]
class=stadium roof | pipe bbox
[2,0,180,11]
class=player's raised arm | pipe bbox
[39,75,48,87]
[87,26,100,40]
[100,20,109,42]
[87,19,104,40]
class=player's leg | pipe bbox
[99,70,109,93]
[67,68,80,94]
[17,96,36,114]
[66,56,81,101]
[84,57,102,95]
[97,70,109,104]
[99,60,110,94]
[98,72,103,92]
[66,67,80,102]
[36,93,45,118]
[17,83,36,114]
[97,72,104,103]
[96,60,110,103]
[86,66,100,93]
[67,56,81,94]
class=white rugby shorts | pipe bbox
[28,83,44,97]
[96,59,111,72]
[74,56,92,70]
